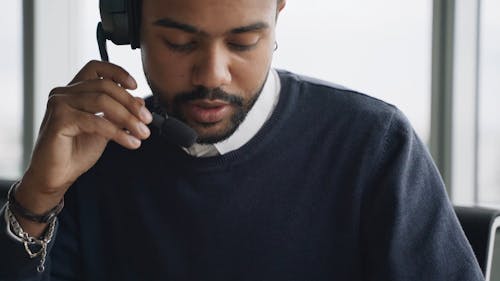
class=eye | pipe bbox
[227,42,258,52]
[227,34,260,52]
[163,39,197,53]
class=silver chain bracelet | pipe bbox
[4,203,56,273]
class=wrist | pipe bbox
[12,181,64,221]
[15,172,66,213]
[22,167,70,196]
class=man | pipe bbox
[0,0,484,280]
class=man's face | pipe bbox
[140,0,285,143]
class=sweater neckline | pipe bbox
[154,70,296,172]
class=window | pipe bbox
[0,1,23,179]
[273,0,433,142]
[5,0,497,209]
[31,0,149,140]
[35,0,433,143]
[478,0,500,208]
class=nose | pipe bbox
[191,43,232,89]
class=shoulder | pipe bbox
[276,69,411,135]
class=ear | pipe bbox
[278,0,286,12]
[275,0,286,21]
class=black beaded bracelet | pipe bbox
[7,181,64,224]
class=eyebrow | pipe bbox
[153,18,199,34]
[231,22,269,34]
[153,18,269,35]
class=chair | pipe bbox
[454,206,500,281]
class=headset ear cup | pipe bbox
[99,0,139,48]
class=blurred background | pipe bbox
[0,0,498,208]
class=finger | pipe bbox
[68,78,152,124]
[70,60,137,90]
[71,109,142,150]
[135,97,145,106]
[64,92,151,140]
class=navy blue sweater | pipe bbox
[1,70,484,280]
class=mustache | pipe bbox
[173,86,244,106]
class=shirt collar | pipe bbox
[183,68,281,157]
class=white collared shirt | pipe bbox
[183,69,281,157]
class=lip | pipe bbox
[183,99,232,124]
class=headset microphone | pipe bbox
[97,0,198,147]
[96,23,109,62]
[150,113,197,147]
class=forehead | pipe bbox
[142,0,277,33]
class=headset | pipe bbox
[97,0,141,61]
[97,0,198,147]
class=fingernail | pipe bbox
[128,135,141,147]
[140,107,153,123]
[127,76,137,89]
[138,122,150,137]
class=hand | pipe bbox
[14,60,152,231]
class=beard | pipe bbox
[147,76,267,144]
